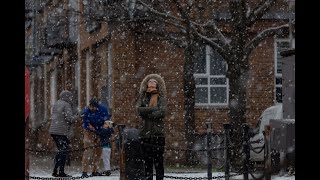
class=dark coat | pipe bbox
[96,127,114,147]
[136,74,167,139]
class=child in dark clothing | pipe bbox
[95,120,114,176]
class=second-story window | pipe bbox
[274,38,295,103]
[83,0,101,33]
[194,44,229,106]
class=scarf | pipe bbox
[146,87,159,107]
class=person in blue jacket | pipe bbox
[81,97,111,178]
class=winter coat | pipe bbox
[96,127,114,147]
[49,90,78,136]
[136,74,167,139]
[82,103,110,132]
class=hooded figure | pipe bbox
[136,74,167,180]
[49,90,77,137]
[49,90,79,177]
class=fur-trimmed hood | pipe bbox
[139,74,167,98]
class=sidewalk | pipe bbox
[28,153,294,180]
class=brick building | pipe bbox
[25,0,295,165]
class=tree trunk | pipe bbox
[183,44,196,164]
[227,56,249,169]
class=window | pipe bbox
[274,38,295,103]
[194,44,229,106]
[83,0,101,33]
[100,42,113,109]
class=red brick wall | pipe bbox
[246,37,276,127]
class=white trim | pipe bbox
[75,61,81,112]
[86,51,91,105]
[107,42,113,107]
[50,68,57,114]
[43,65,48,120]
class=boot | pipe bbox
[52,169,58,177]
[81,172,89,178]
[91,171,102,176]
[58,172,72,177]
[58,170,71,177]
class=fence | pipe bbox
[26,123,285,180]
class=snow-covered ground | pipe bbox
[28,154,295,180]
[30,171,295,180]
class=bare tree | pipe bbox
[126,0,292,164]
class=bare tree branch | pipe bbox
[246,0,276,27]
[190,24,226,56]
[136,0,185,22]
[136,0,229,47]
[243,23,289,61]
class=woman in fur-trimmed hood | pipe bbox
[136,73,167,180]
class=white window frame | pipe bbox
[107,42,113,108]
[86,50,92,105]
[274,38,295,103]
[50,68,57,114]
[75,61,81,112]
[194,45,229,107]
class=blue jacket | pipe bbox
[96,127,114,147]
[82,103,110,131]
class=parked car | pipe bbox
[249,103,283,162]
[249,103,295,173]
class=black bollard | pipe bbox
[243,124,250,180]
[223,123,231,180]
[117,124,126,180]
[264,125,271,180]
[206,122,213,180]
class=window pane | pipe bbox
[210,78,226,85]
[276,87,282,103]
[210,51,226,75]
[194,44,206,74]
[195,78,208,85]
[210,87,227,103]
[195,87,208,103]
[276,41,291,74]
[276,77,282,85]
[276,58,282,74]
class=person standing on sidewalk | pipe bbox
[49,90,79,177]
[136,74,167,180]
[81,97,111,178]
